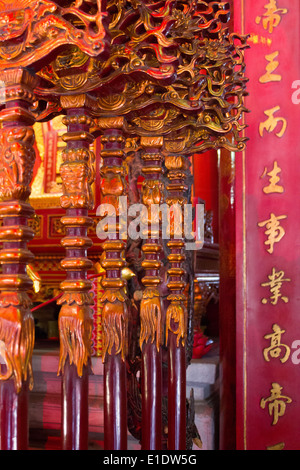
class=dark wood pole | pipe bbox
[139,136,164,450]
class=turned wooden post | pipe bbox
[164,152,189,450]
[139,136,164,450]
[0,68,38,450]
[97,117,128,450]
[57,95,96,450]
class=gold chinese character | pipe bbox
[259,106,287,138]
[263,324,291,363]
[251,34,259,44]
[258,213,287,254]
[267,443,285,450]
[256,1,288,34]
[261,161,284,194]
[260,383,292,425]
[259,51,282,83]
[261,267,290,304]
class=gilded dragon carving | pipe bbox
[0,0,108,67]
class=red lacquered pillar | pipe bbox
[139,136,164,450]
[0,69,38,450]
[57,98,96,450]
[97,117,128,450]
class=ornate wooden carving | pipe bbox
[56,95,96,450]
[165,154,188,348]
[0,0,108,69]
[138,135,164,450]
[0,0,249,452]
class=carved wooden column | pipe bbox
[165,151,188,450]
[57,95,96,450]
[0,69,38,450]
[139,136,164,450]
[98,117,128,450]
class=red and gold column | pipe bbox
[139,136,164,450]
[164,152,188,450]
[57,95,96,450]
[0,68,38,450]
[98,117,128,450]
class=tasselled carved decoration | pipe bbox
[0,69,38,393]
[57,95,96,377]
[98,117,129,362]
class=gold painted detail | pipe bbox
[102,293,128,361]
[267,443,285,451]
[263,324,290,364]
[260,383,292,426]
[166,298,187,348]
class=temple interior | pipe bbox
[0,0,298,452]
